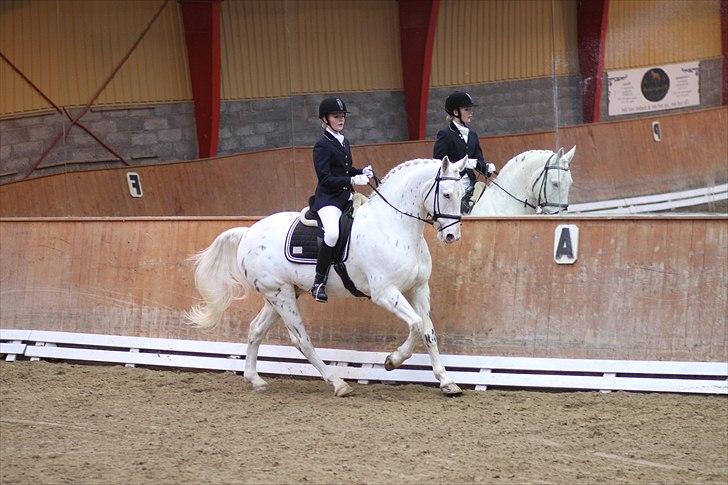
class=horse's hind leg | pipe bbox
[264,285,353,397]
[244,301,279,392]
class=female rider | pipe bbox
[309,97,372,302]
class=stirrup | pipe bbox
[310,283,328,302]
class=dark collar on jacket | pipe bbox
[323,130,349,155]
[449,121,469,146]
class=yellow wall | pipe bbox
[0,0,191,116]
[221,0,402,100]
[431,0,579,87]
[605,0,722,70]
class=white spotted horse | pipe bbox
[470,147,575,216]
[186,156,468,396]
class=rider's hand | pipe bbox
[484,162,496,177]
[351,174,369,186]
[362,165,374,178]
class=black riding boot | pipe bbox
[310,242,334,302]
[461,183,475,215]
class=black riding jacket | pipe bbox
[433,121,488,182]
[311,131,363,212]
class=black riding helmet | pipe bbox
[318,97,349,119]
[445,91,476,116]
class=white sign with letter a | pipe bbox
[554,224,578,264]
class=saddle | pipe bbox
[284,195,369,298]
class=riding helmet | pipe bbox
[318,97,349,118]
[445,91,476,116]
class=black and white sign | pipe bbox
[607,61,699,116]
[126,172,143,198]
[554,224,578,264]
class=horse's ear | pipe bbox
[564,145,576,165]
[441,155,450,172]
[451,155,468,173]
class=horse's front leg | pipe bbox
[371,285,460,395]
[407,284,462,396]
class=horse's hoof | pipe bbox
[334,382,354,397]
[441,383,463,396]
[252,383,268,393]
[384,355,397,371]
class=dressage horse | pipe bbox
[470,147,575,216]
[186,156,468,397]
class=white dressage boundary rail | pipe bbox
[1,329,726,394]
[568,183,728,214]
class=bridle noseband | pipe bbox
[486,154,570,213]
[532,156,570,213]
[368,167,462,232]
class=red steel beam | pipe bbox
[180,0,221,158]
[577,0,610,123]
[398,0,440,140]
[721,0,727,105]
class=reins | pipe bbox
[367,166,462,231]
[475,154,570,212]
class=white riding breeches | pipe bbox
[318,205,342,247]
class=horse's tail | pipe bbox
[185,227,250,329]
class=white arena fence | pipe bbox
[2,329,726,395]
[568,183,728,214]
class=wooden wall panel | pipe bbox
[0,0,191,116]
[431,0,579,86]
[605,0,722,70]
[1,217,725,362]
[1,107,725,217]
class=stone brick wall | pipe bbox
[425,74,584,140]
[1,59,723,185]
[217,91,409,156]
[0,103,197,184]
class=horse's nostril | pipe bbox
[446,234,454,242]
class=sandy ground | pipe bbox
[1,361,726,484]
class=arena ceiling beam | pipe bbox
[180,0,222,158]
[398,0,440,140]
[576,0,610,123]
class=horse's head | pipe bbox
[529,146,575,214]
[423,155,467,243]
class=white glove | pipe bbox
[351,174,369,186]
[362,165,374,178]
[485,162,496,177]
[466,158,479,170]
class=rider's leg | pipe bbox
[310,205,341,302]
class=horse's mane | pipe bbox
[497,149,556,177]
[378,158,440,185]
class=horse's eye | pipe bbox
[444,193,451,199]
[551,181,559,187]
